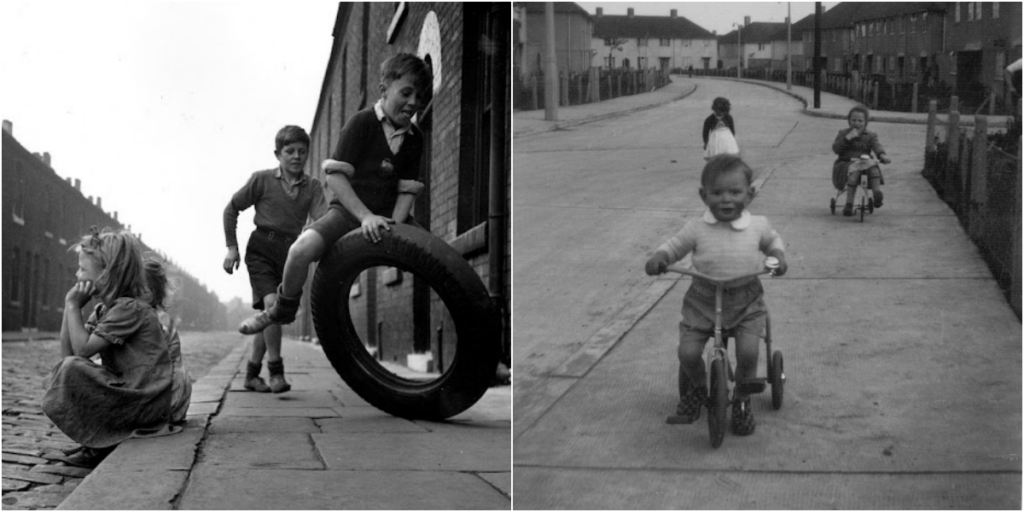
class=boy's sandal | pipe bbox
[731,396,756,436]
[667,386,706,424]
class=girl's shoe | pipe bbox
[673,385,707,424]
[842,204,854,216]
[873,190,883,208]
[731,396,756,436]
[64,445,115,468]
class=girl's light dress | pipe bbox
[704,118,740,160]
[42,297,191,449]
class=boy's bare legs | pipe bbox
[239,230,327,335]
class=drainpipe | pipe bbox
[489,6,510,368]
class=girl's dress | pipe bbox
[42,297,190,449]
[704,115,739,160]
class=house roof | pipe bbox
[718,22,788,44]
[791,2,948,32]
[516,2,591,18]
[592,13,715,40]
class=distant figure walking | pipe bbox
[42,229,191,468]
[703,97,739,160]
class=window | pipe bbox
[637,57,646,69]
[975,2,982,20]
[9,248,21,305]
[659,38,670,47]
[604,37,615,47]
[11,162,24,223]
[638,37,647,46]
[659,57,670,70]
[42,259,49,309]
[955,3,961,22]
[910,14,917,33]
[758,43,765,51]
[456,3,498,235]
[993,2,999,18]
[967,2,974,20]
[922,12,927,31]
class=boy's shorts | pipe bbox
[679,278,767,341]
[307,205,423,250]
[244,228,295,310]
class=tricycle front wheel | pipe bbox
[707,358,728,448]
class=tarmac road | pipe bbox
[512,77,1022,509]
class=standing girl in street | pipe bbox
[703,97,739,160]
[42,229,189,468]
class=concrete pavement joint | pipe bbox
[514,464,1022,476]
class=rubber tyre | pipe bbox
[310,224,500,421]
[771,350,784,410]
[707,358,728,448]
[829,198,836,215]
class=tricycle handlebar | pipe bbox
[664,257,779,284]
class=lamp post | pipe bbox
[733,22,743,78]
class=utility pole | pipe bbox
[733,22,743,78]
[786,2,792,90]
[544,2,558,121]
[813,1,821,108]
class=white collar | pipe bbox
[702,209,751,230]
[374,99,412,135]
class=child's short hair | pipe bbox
[847,105,870,123]
[701,154,753,189]
[712,97,731,114]
[275,125,310,153]
[75,228,147,305]
[380,53,431,92]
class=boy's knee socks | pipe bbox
[267,359,285,376]
[246,361,262,379]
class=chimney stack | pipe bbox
[595,7,602,16]
[670,9,677,18]
[745,16,751,27]
[96,197,102,210]
[2,120,11,135]
[43,152,51,167]
[66,177,72,186]
[627,7,634,17]
[74,179,81,191]
[113,211,118,221]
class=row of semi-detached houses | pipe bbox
[515,2,1021,102]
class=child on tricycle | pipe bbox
[831,105,891,216]
[645,154,788,437]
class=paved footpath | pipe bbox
[55,337,510,509]
[513,75,1021,508]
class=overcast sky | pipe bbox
[1,0,338,304]
[575,2,839,35]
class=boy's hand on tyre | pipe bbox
[361,215,395,244]
[645,252,670,276]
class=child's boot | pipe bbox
[673,383,707,424]
[873,190,883,208]
[243,361,271,392]
[731,394,756,436]
[842,203,854,216]
[238,286,301,335]
[267,359,291,394]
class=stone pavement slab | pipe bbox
[58,337,510,509]
[179,466,508,510]
[314,429,509,471]
[514,468,1021,510]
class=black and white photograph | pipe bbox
[512,2,1021,509]
[2,2,511,509]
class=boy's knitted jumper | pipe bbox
[657,210,784,281]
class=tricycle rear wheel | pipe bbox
[770,350,784,410]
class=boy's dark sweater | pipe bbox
[223,169,327,247]
[329,108,423,218]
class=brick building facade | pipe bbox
[2,121,227,333]
[294,3,510,370]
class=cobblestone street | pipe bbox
[2,332,244,509]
